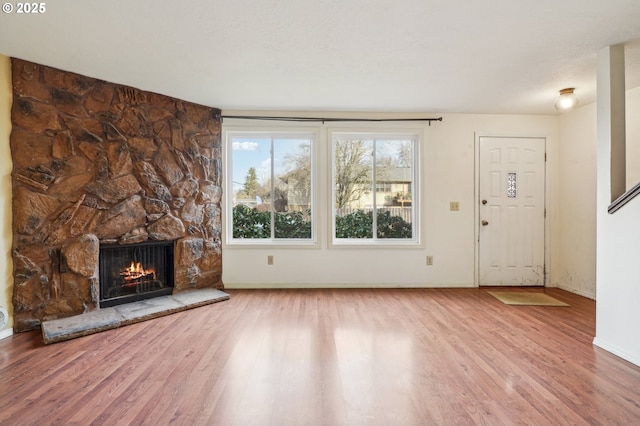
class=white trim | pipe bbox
[556,284,596,300]
[593,337,640,367]
[0,328,13,340]
[225,282,476,289]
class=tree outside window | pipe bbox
[332,133,418,242]
[229,132,314,241]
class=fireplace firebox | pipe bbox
[99,241,175,308]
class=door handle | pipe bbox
[482,220,489,226]
[482,199,487,205]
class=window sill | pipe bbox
[225,240,320,249]
[330,240,422,249]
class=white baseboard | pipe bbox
[556,284,596,300]
[593,337,640,368]
[224,282,476,290]
[0,327,13,340]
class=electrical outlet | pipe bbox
[267,255,274,265]
[426,256,433,266]
[450,201,460,211]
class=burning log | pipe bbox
[119,261,157,287]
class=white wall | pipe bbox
[222,111,560,288]
[594,84,640,366]
[0,54,13,339]
[626,86,640,187]
[553,104,597,298]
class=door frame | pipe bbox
[474,133,549,287]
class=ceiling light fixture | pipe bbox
[554,87,579,112]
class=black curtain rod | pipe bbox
[219,115,443,125]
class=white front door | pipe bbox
[478,136,545,286]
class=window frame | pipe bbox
[329,129,421,247]
[224,126,318,247]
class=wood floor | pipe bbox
[1,288,639,425]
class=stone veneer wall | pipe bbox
[10,59,223,332]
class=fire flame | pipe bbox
[121,261,156,282]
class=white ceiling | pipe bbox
[1,0,640,115]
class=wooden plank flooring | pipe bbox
[1,288,639,425]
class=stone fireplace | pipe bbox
[10,59,224,332]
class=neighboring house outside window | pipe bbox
[331,131,419,245]
[225,126,421,247]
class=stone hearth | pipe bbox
[10,59,224,332]
[42,288,230,344]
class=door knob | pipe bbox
[482,220,489,226]
[482,199,487,205]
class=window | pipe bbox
[227,130,315,244]
[331,131,419,244]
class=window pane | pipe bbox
[375,139,413,239]
[273,138,312,239]
[230,133,313,241]
[231,137,271,239]
[334,138,374,238]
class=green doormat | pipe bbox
[487,291,570,307]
